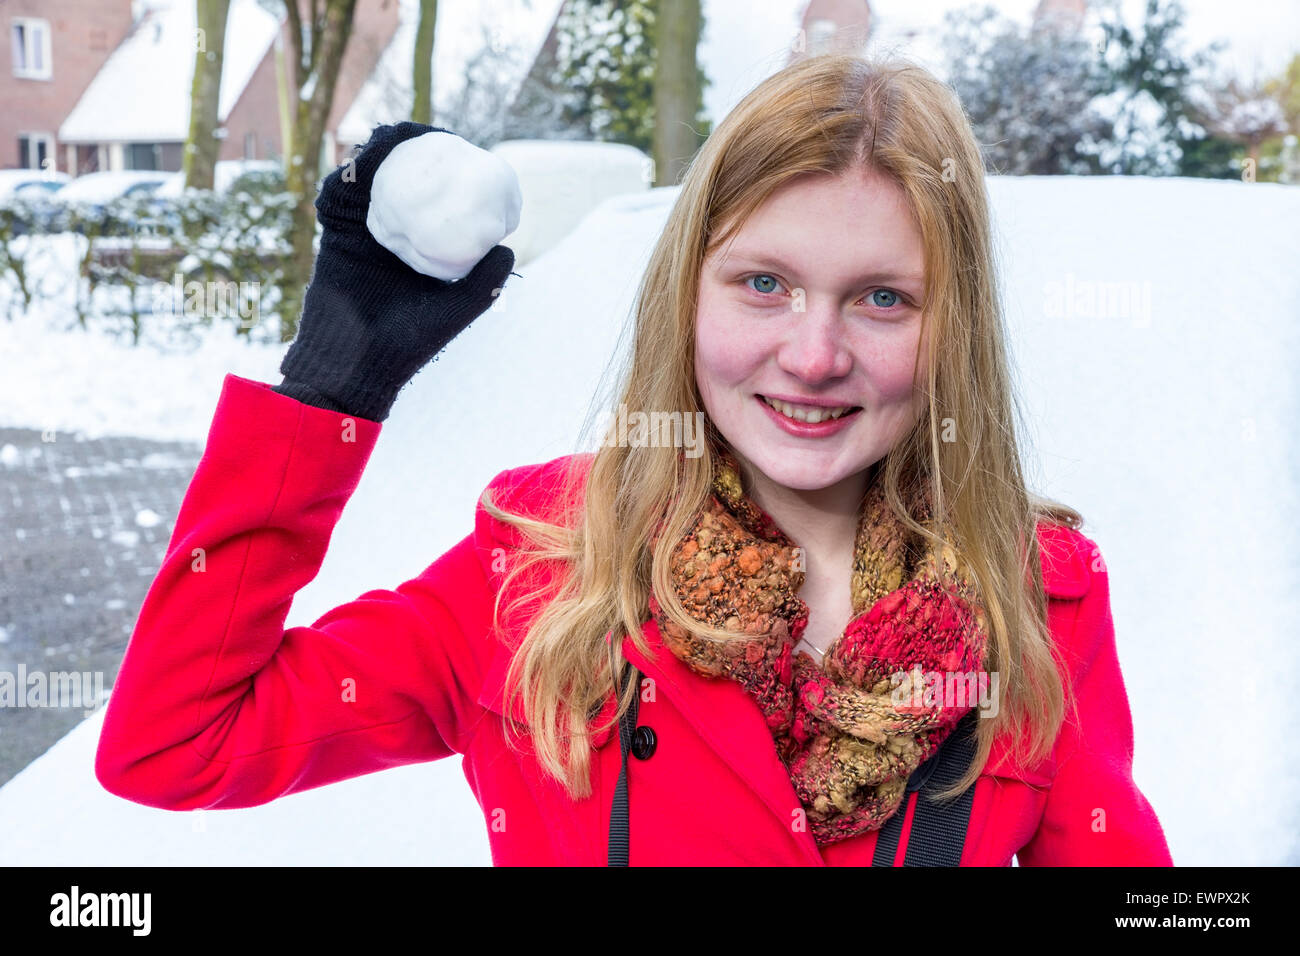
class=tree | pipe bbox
[551,0,710,163]
[442,23,556,147]
[269,0,360,342]
[1270,53,1300,135]
[411,0,437,124]
[184,0,232,190]
[653,0,704,186]
[1194,70,1289,179]
[940,5,1113,174]
[1092,0,1224,175]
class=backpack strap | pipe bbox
[607,664,640,866]
[871,708,981,866]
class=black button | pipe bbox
[631,725,657,760]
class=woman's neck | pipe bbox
[736,457,874,560]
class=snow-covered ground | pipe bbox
[1,174,1297,866]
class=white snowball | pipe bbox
[366,131,522,282]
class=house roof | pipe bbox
[59,0,282,144]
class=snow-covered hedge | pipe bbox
[0,171,294,346]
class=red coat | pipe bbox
[96,373,1174,866]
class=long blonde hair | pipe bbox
[481,53,1083,805]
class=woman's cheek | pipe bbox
[696,292,771,382]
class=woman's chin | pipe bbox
[737,450,857,493]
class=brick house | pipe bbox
[2,0,400,176]
[787,0,872,62]
[0,0,135,172]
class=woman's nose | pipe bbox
[775,300,852,382]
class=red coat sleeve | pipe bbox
[1017,533,1174,865]
[95,374,497,810]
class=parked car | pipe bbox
[51,171,177,237]
[54,170,174,208]
[0,169,71,233]
[0,168,71,199]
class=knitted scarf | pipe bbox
[647,447,990,846]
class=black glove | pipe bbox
[274,121,516,422]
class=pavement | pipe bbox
[0,426,201,787]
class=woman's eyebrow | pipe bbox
[719,249,924,288]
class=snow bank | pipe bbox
[490,139,650,266]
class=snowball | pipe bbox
[366,131,522,282]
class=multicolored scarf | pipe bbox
[647,448,990,846]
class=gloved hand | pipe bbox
[274,121,516,423]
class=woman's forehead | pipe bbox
[703,179,926,289]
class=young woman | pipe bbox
[96,54,1173,866]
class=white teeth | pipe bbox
[763,396,853,424]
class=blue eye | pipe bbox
[745,274,781,295]
[869,289,900,308]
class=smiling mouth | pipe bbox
[759,395,862,424]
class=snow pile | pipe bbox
[490,139,649,265]
[367,132,522,281]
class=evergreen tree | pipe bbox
[1092,0,1224,175]
[550,0,711,155]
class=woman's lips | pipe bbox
[755,394,862,437]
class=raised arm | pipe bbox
[94,374,501,809]
[96,122,519,810]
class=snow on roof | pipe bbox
[59,0,282,144]
[338,0,565,146]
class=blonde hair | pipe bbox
[481,53,1083,806]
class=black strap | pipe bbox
[607,665,641,866]
[872,708,980,866]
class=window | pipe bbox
[12,18,53,80]
[126,143,162,171]
[244,131,257,159]
[17,133,54,170]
